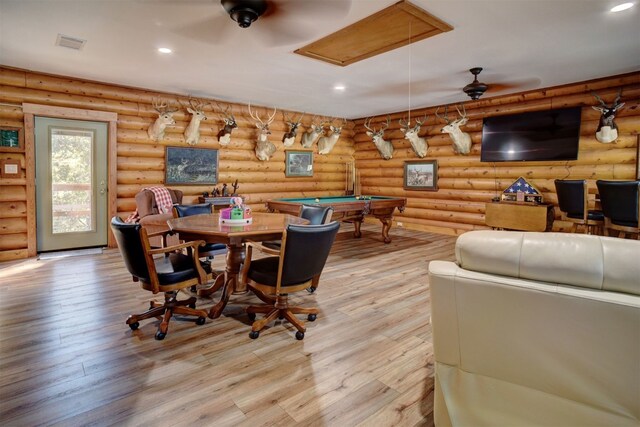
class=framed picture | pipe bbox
[165,146,218,185]
[0,127,24,152]
[0,159,21,178]
[285,150,313,177]
[404,160,438,191]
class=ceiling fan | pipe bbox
[171,0,352,46]
[462,67,540,100]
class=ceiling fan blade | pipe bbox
[170,13,237,45]
[269,0,352,21]
[487,78,541,93]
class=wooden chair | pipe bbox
[263,204,334,293]
[554,179,603,234]
[173,203,227,292]
[111,217,209,340]
[596,180,640,239]
[241,221,340,340]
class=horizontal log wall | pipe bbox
[354,72,640,236]
[0,67,355,261]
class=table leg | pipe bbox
[353,216,363,238]
[205,242,246,318]
[379,216,393,244]
[208,276,232,319]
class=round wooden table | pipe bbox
[167,212,309,318]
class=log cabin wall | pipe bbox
[353,72,640,236]
[0,66,355,261]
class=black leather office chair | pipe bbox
[111,217,209,340]
[596,180,640,239]
[241,221,340,340]
[554,179,603,234]
[173,203,227,292]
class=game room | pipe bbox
[0,1,639,425]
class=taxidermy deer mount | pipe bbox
[282,111,305,147]
[318,118,347,155]
[436,104,472,155]
[216,102,238,146]
[301,116,326,148]
[592,90,624,144]
[364,116,394,160]
[148,98,178,141]
[182,98,210,145]
[248,103,277,161]
[399,115,428,158]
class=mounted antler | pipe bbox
[215,102,238,146]
[147,98,178,141]
[301,115,326,148]
[317,117,346,155]
[181,97,210,145]
[364,116,393,160]
[592,89,625,143]
[437,104,472,155]
[282,111,305,147]
[399,114,428,158]
[248,103,277,161]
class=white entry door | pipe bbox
[35,117,108,252]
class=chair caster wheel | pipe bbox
[249,331,260,339]
[307,287,316,294]
[307,314,317,322]
[155,331,166,340]
[247,312,256,322]
[196,317,206,325]
[189,302,196,309]
[278,315,284,320]
[128,322,139,330]
[296,331,305,340]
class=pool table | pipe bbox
[266,195,407,243]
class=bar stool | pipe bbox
[554,179,603,235]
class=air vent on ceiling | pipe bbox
[55,34,86,50]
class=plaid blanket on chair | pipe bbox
[125,187,174,223]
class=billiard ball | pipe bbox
[315,198,320,203]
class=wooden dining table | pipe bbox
[167,212,309,319]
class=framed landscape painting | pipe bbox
[165,146,218,185]
[286,150,313,177]
[404,160,438,191]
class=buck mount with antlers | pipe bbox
[216,102,238,146]
[318,118,347,155]
[592,90,625,144]
[282,112,305,147]
[399,115,428,158]
[364,116,394,160]
[436,105,472,155]
[182,98,210,145]
[147,98,178,141]
[301,116,325,148]
[248,104,277,161]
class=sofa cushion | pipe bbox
[455,230,640,295]
[135,188,183,218]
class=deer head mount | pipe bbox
[436,104,472,155]
[364,116,393,160]
[248,103,277,161]
[318,118,347,155]
[301,115,326,148]
[181,97,210,146]
[147,98,178,141]
[399,114,428,158]
[592,90,625,144]
[216,102,238,146]
[282,111,305,147]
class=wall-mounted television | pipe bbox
[480,107,582,162]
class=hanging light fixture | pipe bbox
[463,67,489,100]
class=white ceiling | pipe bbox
[1,0,639,119]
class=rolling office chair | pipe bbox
[110,217,209,340]
[173,203,227,292]
[554,179,603,234]
[240,221,340,340]
[596,180,640,239]
[262,204,334,293]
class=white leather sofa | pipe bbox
[428,230,640,426]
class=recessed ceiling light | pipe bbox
[610,2,634,12]
[334,85,346,91]
[158,47,172,54]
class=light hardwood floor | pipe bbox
[0,223,456,426]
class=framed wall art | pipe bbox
[404,160,438,191]
[0,127,24,152]
[285,150,313,177]
[165,146,218,185]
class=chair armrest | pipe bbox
[245,240,281,256]
[148,239,206,256]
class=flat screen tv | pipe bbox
[480,107,582,162]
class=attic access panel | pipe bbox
[294,0,453,67]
